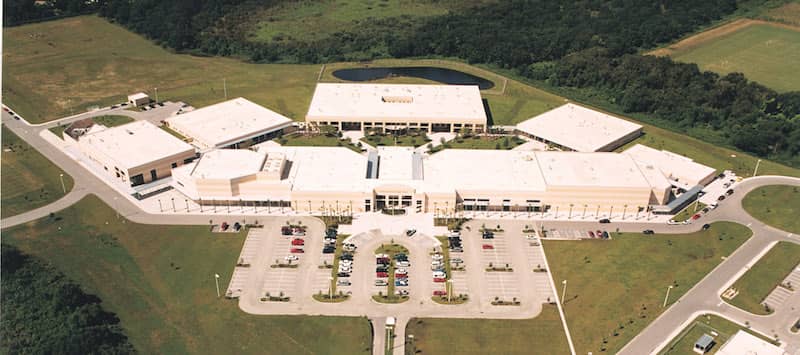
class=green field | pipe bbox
[660,314,777,355]
[1,127,74,218]
[434,135,526,151]
[672,201,707,223]
[1,196,372,354]
[743,185,800,233]
[278,133,362,152]
[725,241,800,314]
[405,305,569,355]
[545,222,751,354]
[670,24,800,92]
[2,16,321,123]
[252,0,479,43]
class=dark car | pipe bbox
[322,248,335,254]
[602,231,610,239]
[340,253,354,260]
[702,224,711,230]
[281,226,292,235]
[376,266,389,272]
[718,195,726,201]
[337,272,350,277]
[726,189,734,195]
[599,219,611,224]
[643,229,655,235]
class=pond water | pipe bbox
[331,66,495,90]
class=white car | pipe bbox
[432,254,444,260]
[284,255,299,262]
[526,235,538,240]
[395,289,409,296]
[395,268,408,274]
[340,259,353,266]
[432,271,446,278]
[375,253,389,258]
[396,261,410,268]
[666,220,681,225]
[338,266,352,273]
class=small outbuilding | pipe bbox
[694,334,715,354]
[128,92,150,107]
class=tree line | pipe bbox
[4,0,106,27]
[6,0,799,167]
[1,244,135,354]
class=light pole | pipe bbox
[622,205,627,220]
[59,173,66,194]
[328,276,334,300]
[214,274,221,298]
[663,285,674,307]
[561,280,567,304]
[447,279,453,303]
[753,159,762,177]
[154,87,159,103]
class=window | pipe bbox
[364,199,372,212]
[130,174,145,186]
[150,169,157,181]
[183,158,194,164]
[171,162,178,168]
[502,199,511,211]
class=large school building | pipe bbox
[305,83,487,133]
[171,145,681,216]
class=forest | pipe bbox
[1,244,135,354]
[4,0,799,167]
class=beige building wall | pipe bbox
[81,143,194,186]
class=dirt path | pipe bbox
[648,18,800,57]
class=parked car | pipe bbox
[395,280,409,287]
[376,272,389,278]
[433,277,447,283]
[599,218,611,224]
[375,279,388,286]
[602,231,609,239]
[718,195,726,201]
[284,255,299,262]
[643,229,655,235]
[433,290,447,296]
[666,220,681,225]
[221,222,229,231]
[432,254,444,260]
[396,261,411,268]
[482,231,494,239]
[702,224,711,230]
[337,279,351,286]
[394,253,408,261]
[395,289,409,296]
[596,230,603,237]
[450,247,464,253]
[291,238,305,246]
[482,244,494,250]
[726,188,734,195]
[691,214,702,220]
[395,274,408,279]
[322,248,335,254]
[406,229,417,237]
[337,272,350,277]
[395,268,408,274]
[451,258,463,263]
[340,253,354,260]
[281,226,292,235]
[376,266,389,272]
[588,231,595,238]
[290,248,304,253]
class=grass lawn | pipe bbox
[660,314,778,355]
[362,132,430,148]
[672,201,707,222]
[277,133,362,153]
[405,304,568,355]
[1,196,372,354]
[545,222,751,354]
[761,2,800,26]
[725,241,800,314]
[435,135,526,151]
[49,115,134,137]
[669,23,800,92]
[3,16,321,123]
[742,185,800,234]
[1,127,74,218]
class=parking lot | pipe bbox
[234,217,556,320]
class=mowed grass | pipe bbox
[1,127,74,218]
[660,314,777,355]
[545,222,751,354]
[761,2,800,27]
[1,196,372,354]
[405,305,569,355]
[252,0,470,43]
[3,16,321,123]
[670,24,800,92]
[672,202,707,223]
[725,241,800,314]
[742,185,800,234]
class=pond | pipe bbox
[331,66,495,90]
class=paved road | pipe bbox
[619,176,800,355]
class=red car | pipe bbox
[588,231,595,238]
[433,290,447,296]
[290,248,304,253]
[692,214,702,220]
[433,277,447,283]
[376,272,389,278]
[482,244,494,250]
[596,230,602,237]
[291,238,304,246]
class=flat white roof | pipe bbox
[128,92,148,100]
[80,120,194,170]
[717,331,785,355]
[424,149,547,193]
[624,144,717,186]
[377,147,416,181]
[306,83,487,124]
[516,103,642,152]
[262,146,368,192]
[189,149,266,180]
[537,151,652,188]
[166,97,292,149]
